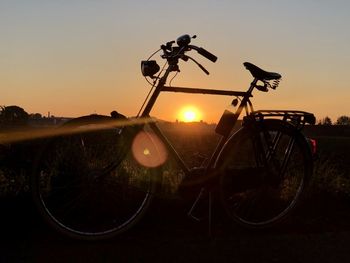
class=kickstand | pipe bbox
[208,191,212,237]
[187,188,213,237]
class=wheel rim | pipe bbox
[35,131,154,237]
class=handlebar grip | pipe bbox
[197,47,217,63]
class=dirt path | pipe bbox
[1,195,350,263]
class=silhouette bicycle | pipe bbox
[31,34,316,240]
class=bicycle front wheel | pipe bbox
[31,127,158,240]
[218,119,312,228]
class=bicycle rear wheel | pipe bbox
[31,122,158,240]
[218,119,312,228]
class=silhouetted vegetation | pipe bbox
[0,105,70,197]
[0,105,29,128]
[303,126,350,200]
[1,106,350,200]
[336,115,350,125]
[318,116,332,125]
[317,115,350,126]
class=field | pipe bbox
[157,123,350,200]
[303,126,350,199]
[1,122,350,262]
[1,122,350,200]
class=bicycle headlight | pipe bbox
[141,60,160,77]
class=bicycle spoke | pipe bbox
[220,119,312,227]
[32,125,157,239]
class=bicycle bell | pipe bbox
[176,34,191,47]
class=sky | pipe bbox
[1,0,350,123]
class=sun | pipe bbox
[184,110,196,122]
[179,106,201,122]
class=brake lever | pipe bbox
[182,55,210,75]
[161,40,175,51]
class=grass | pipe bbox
[1,123,350,201]
[309,135,350,199]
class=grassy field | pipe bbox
[160,123,350,199]
[307,136,350,199]
[0,122,350,200]
[1,123,350,262]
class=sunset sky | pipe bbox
[1,1,350,123]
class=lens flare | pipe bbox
[0,117,155,144]
[131,131,167,168]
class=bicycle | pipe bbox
[31,34,316,240]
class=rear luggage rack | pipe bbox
[244,110,316,129]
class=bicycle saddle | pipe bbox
[243,62,281,81]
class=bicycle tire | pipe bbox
[217,119,313,228]
[31,116,159,240]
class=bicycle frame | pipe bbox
[31,34,317,240]
[139,64,258,177]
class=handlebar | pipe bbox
[141,34,218,78]
[189,45,217,63]
[161,34,217,76]
[161,34,218,63]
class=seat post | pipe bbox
[247,78,258,94]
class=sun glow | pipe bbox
[179,106,201,122]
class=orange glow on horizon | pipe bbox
[2,2,350,123]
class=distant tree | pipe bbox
[318,116,332,125]
[0,105,29,126]
[30,113,42,119]
[336,115,350,125]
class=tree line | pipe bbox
[318,116,350,126]
[0,105,64,129]
[1,105,350,126]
